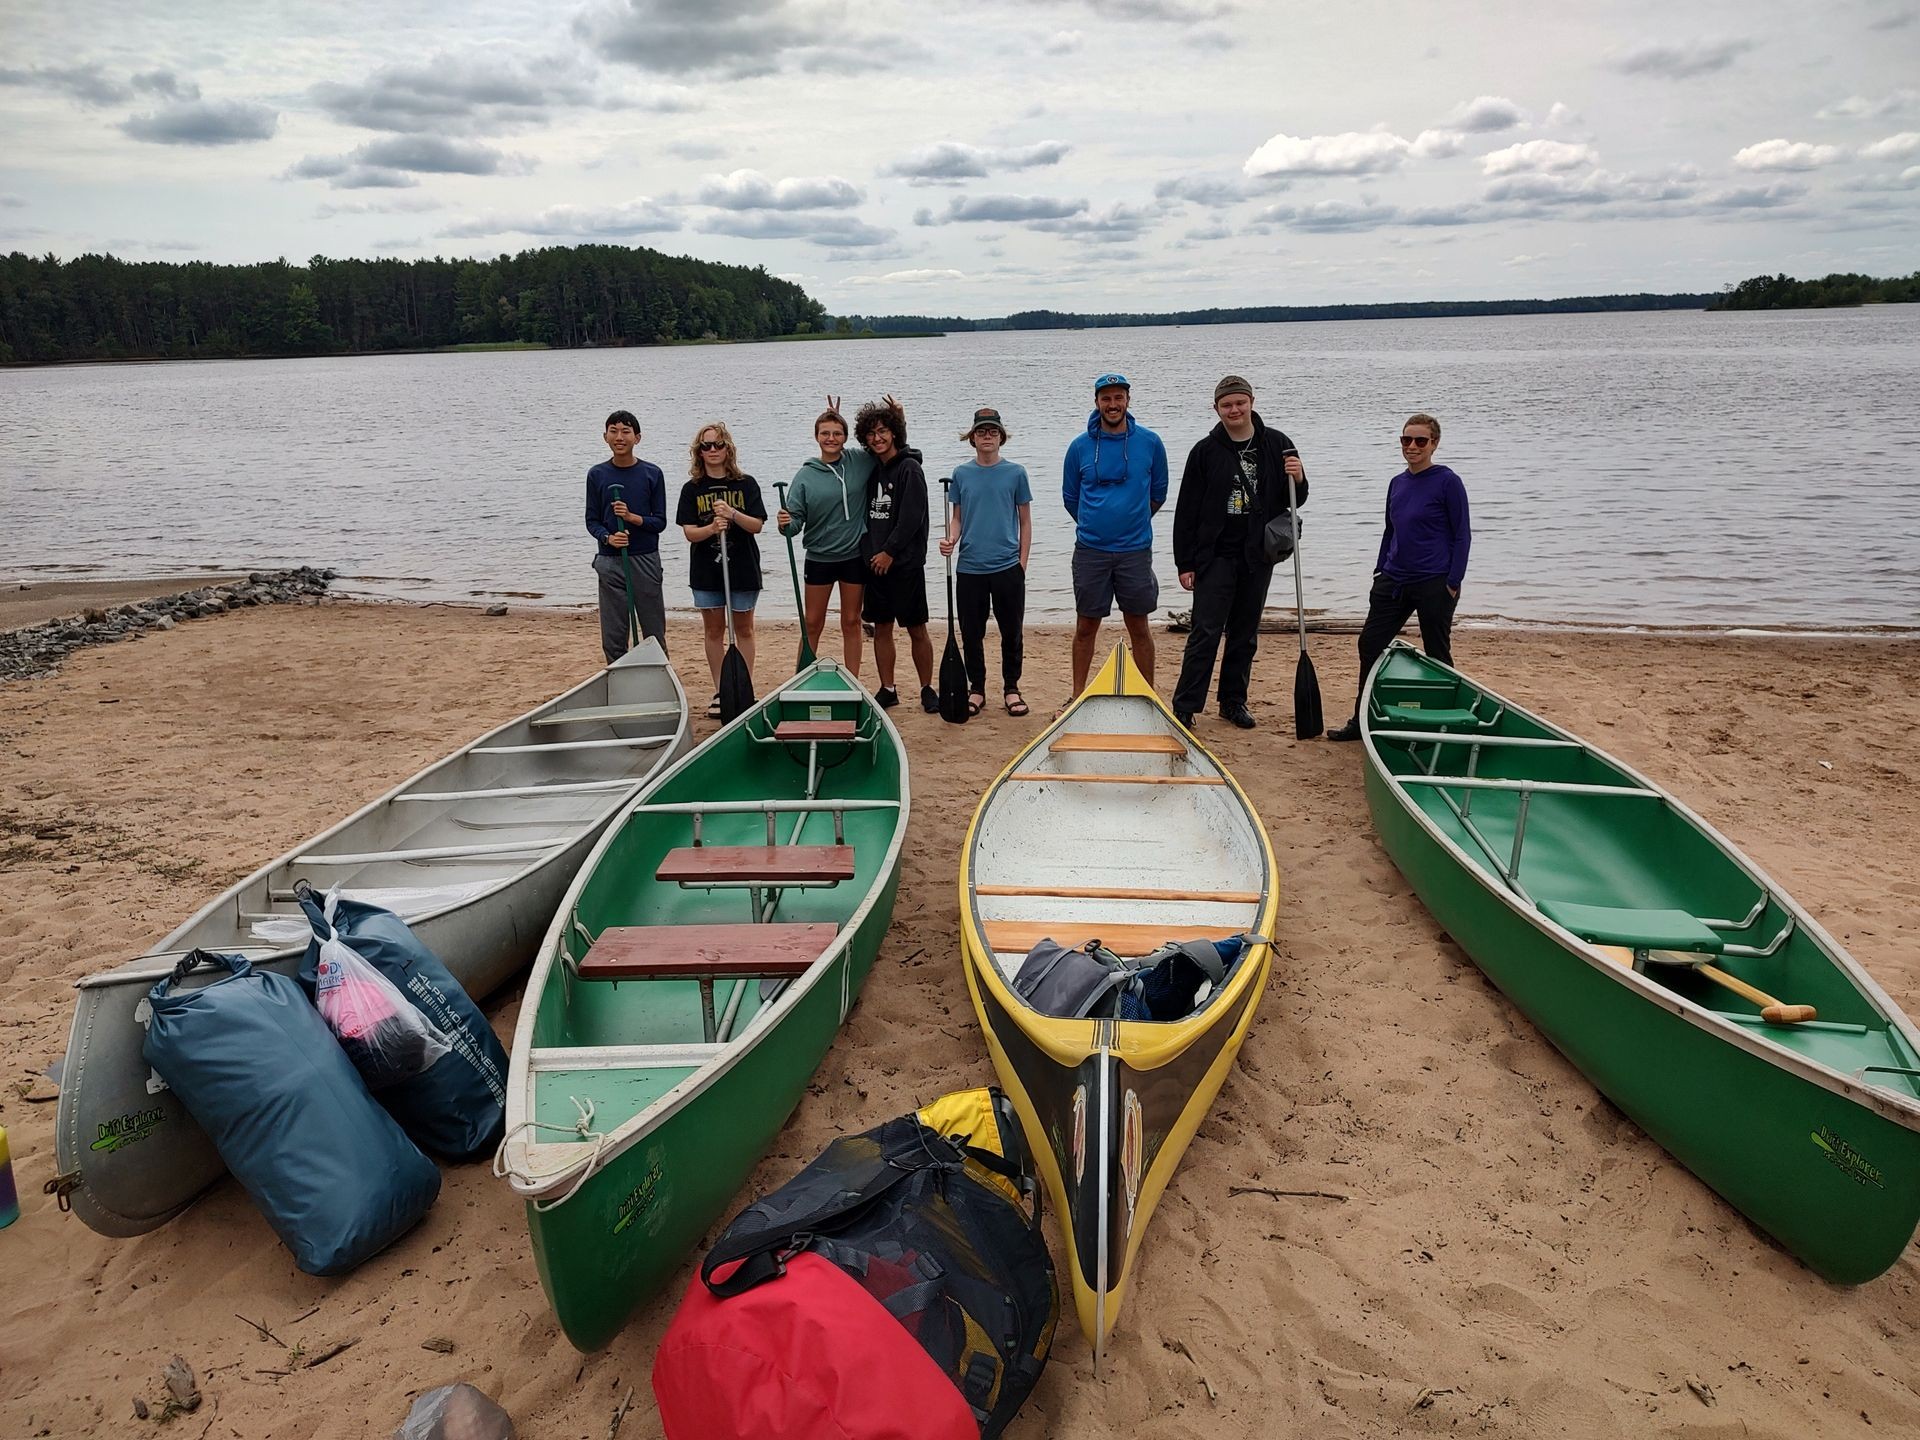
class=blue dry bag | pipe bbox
[142,950,440,1275]
[294,887,508,1162]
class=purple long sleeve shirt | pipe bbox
[1376,462,1470,590]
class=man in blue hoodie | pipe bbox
[1062,372,1169,696]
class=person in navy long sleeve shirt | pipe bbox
[586,409,668,662]
[1328,412,1470,741]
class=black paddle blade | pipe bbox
[1294,649,1324,739]
[939,637,970,724]
[719,644,755,723]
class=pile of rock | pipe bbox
[1,567,336,682]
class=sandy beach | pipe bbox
[3,596,1916,1438]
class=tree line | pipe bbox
[1709,272,1920,310]
[0,245,828,363]
[840,292,1717,334]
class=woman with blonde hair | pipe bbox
[676,422,767,719]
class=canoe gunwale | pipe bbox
[498,659,912,1203]
[1363,641,1920,1131]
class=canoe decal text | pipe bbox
[1811,1127,1884,1189]
[90,1106,165,1153]
[612,1152,669,1236]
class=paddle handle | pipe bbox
[1281,449,1307,652]
[608,483,639,648]
[1697,963,1817,1024]
[772,480,815,668]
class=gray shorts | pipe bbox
[1071,544,1159,619]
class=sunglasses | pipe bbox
[697,440,728,452]
[1399,435,1433,448]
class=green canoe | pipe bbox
[1363,642,1920,1283]
[496,660,909,1350]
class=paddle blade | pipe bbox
[796,632,816,671]
[939,635,970,724]
[1294,649,1324,740]
[719,644,755,722]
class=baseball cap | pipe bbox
[960,406,1006,440]
[1093,372,1130,393]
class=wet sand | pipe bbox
[2,598,1916,1437]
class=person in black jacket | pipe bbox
[1170,375,1307,729]
[855,398,936,712]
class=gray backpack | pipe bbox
[1013,936,1246,1021]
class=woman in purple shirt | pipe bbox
[1328,412,1471,741]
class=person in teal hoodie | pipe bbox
[778,401,878,676]
[1062,372,1169,697]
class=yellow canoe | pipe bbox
[957,645,1278,1364]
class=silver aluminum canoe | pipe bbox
[53,639,691,1237]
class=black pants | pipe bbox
[1353,573,1457,718]
[1173,553,1274,714]
[955,564,1025,694]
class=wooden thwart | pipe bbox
[578,922,835,981]
[981,919,1242,958]
[975,883,1260,903]
[657,845,856,885]
[1007,771,1224,787]
[1048,732,1186,756]
[774,719,858,742]
[531,701,682,728]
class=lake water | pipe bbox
[3,307,1916,630]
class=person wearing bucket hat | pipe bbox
[941,407,1033,716]
[1170,374,1307,729]
[1062,372,1169,699]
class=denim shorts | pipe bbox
[691,588,759,613]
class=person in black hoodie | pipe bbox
[1170,375,1308,729]
[855,397,936,712]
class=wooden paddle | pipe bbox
[715,505,754,722]
[1280,449,1322,739]
[937,477,969,724]
[1594,945,1816,1024]
[771,480,816,671]
[608,482,639,649]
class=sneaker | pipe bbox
[876,686,900,709]
[1174,709,1196,729]
[920,685,939,714]
[1326,719,1362,742]
[1221,702,1256,730]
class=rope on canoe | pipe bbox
[491,1094,610,1211]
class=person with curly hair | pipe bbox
[855,397,936,711]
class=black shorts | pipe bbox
[803,553,868,588]
[862,564,930,627]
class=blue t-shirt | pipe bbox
[949,459,1032,574]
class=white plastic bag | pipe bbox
[313,928,452,1091]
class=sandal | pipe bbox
[1004,691,1029,717]
[967,693,985,717]
[706,694,722,720]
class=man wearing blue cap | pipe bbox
[1062,372,1169,697]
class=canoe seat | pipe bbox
[982,920,1243,958]
[1538,900,1725,955]
[1378,702,1485,728]
[531,700,682,728]
[1049,732,1186,756]
[774,719,858,742]
[577,922,836,1041]
[657,845,856,886]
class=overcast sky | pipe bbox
[2,0,1916,314]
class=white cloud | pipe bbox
[1818,89,1919,121]
[121,98,277,146]
[1546,102,1580,128]
[1608,37,1756,79]
[1445,95,1525,133]
[914,194,1087,224]
[696,211,896,247]
[573,0,842,79]
[696,169,864,210]
[1482,140,1598,176]
[880,141,1071,184]
[1044,30,1082,54]
[1244,130,1410,178]
[1411,129,1465,159]
[1732,138,1846,171]
[1861,131,1920,160]
[845,268,966,285]
[441,197,681,238]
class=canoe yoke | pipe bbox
[575,922,836,1042]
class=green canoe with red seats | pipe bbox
[1363,641,1920,1283]
[496,660,908,1350]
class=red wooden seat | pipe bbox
[577,922,836,980]
[657,845,856,885]
[773,719,858,742]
